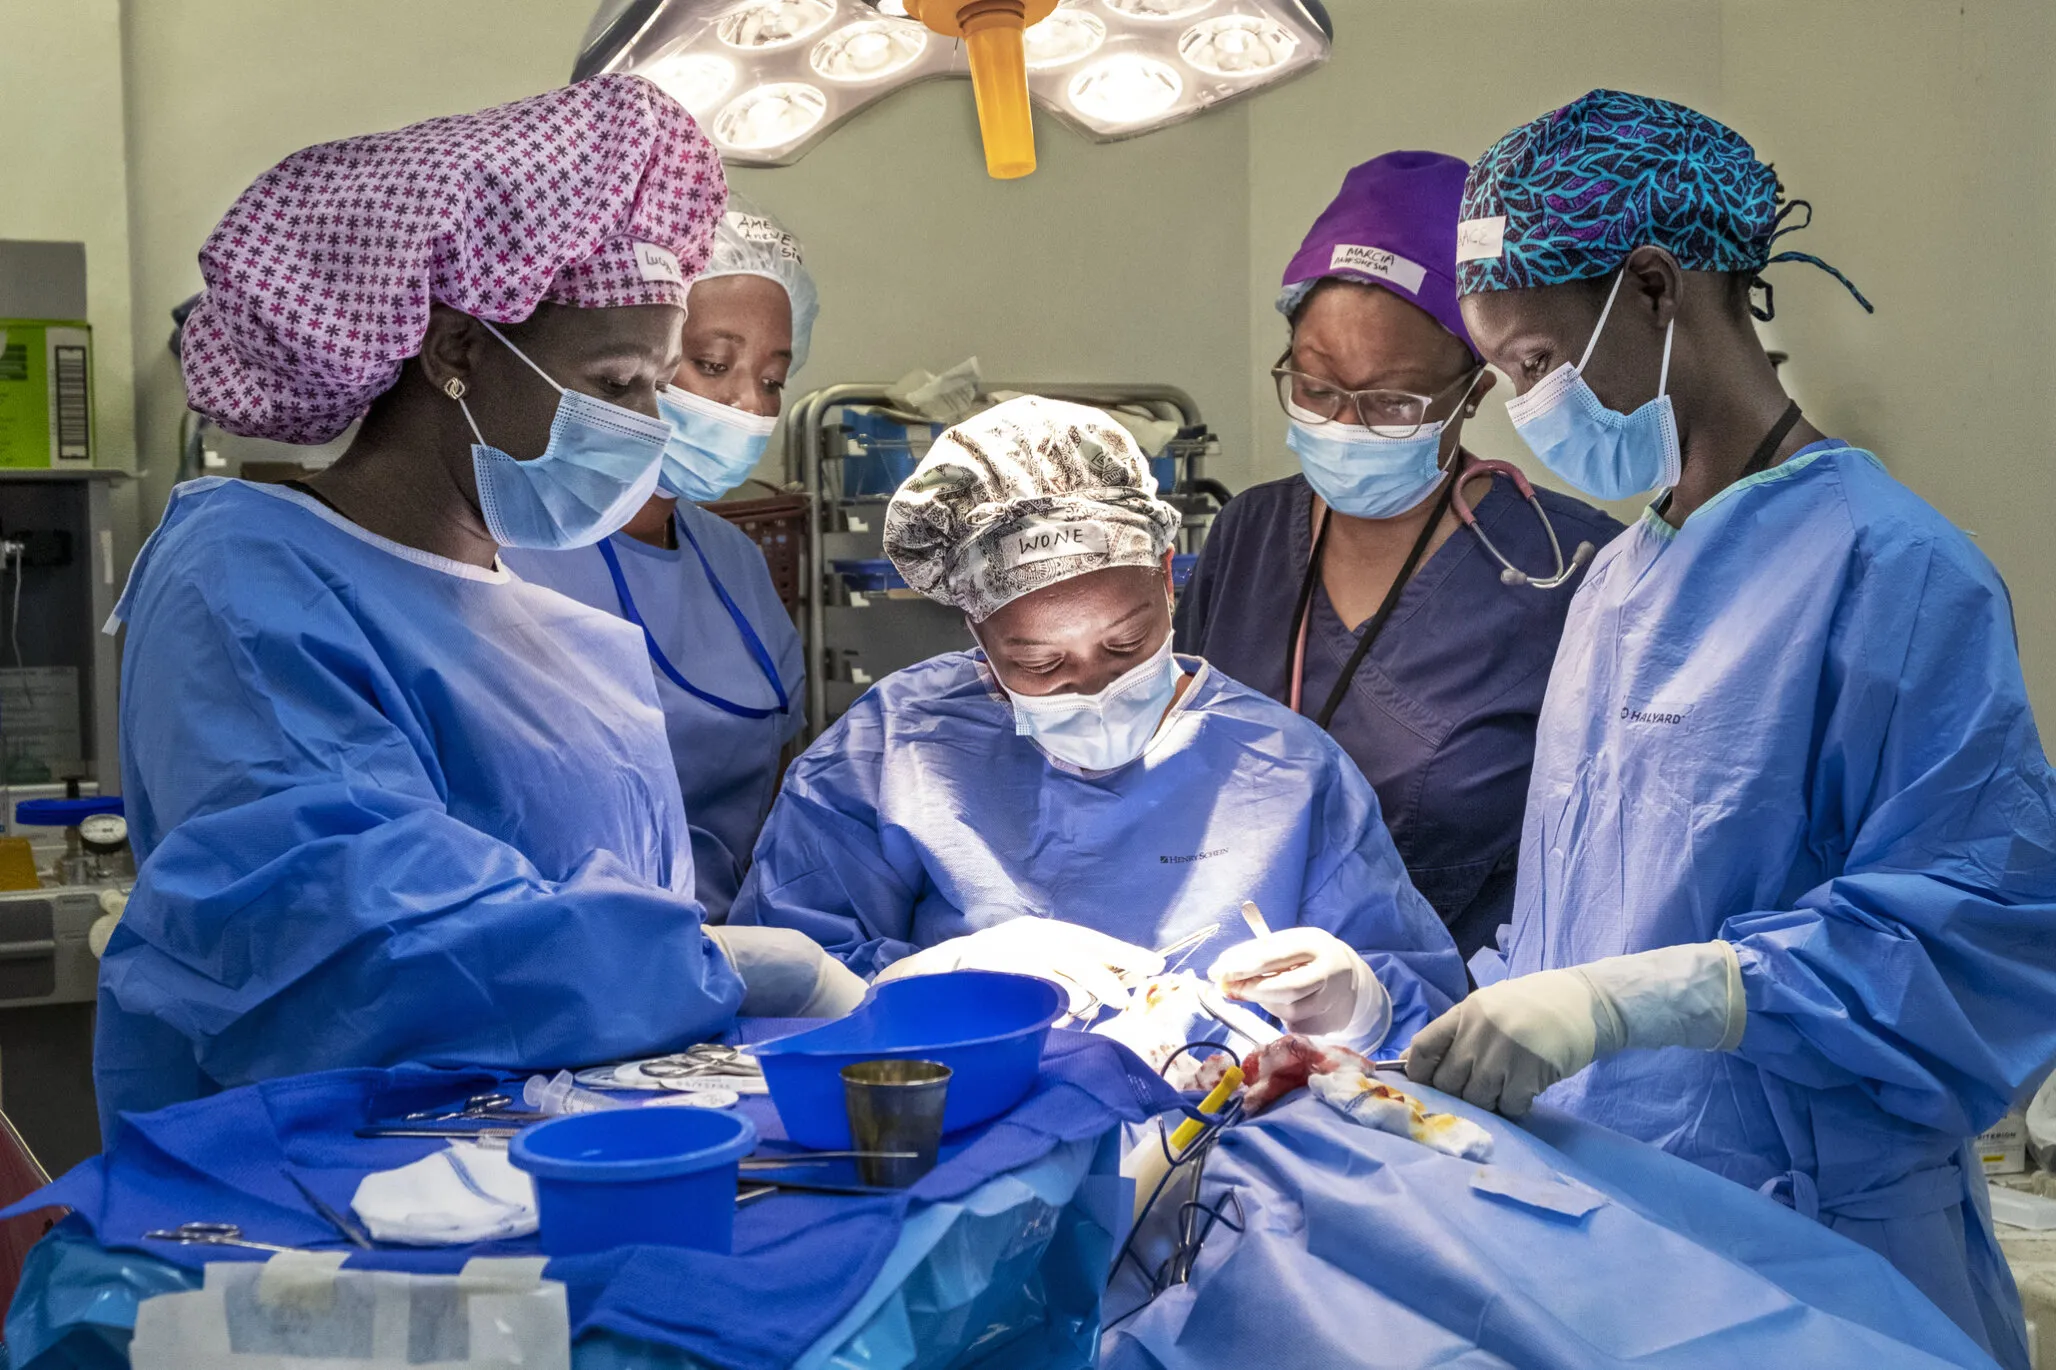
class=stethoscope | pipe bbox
[598,514,792,721]
[1285,452,1595,728]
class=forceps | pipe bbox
[144,1222,302,1254]
[638,1046,760,1081]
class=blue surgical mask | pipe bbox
[1285,394,1467,520]
[656,385,778,502]
[990,629,1181,773]
[459,320,670,550]
[1505,269,1681,501]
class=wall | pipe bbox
[41,0,2056,714]
[115,2,1253,515]
[726,88,1251,481]
[119,0,599,530]
[1242,0,2056,711]
[0,0,139,473]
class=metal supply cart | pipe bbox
[784,384,1228,740]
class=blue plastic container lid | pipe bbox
[14,796,122,827]
[509,1107,757,1183]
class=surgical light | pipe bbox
[1068,52,1181,126]
[713,81,829,151]
[1178,13,1297,77]
[717,0,837,49]
[811,18,929,81]
[642,50,738,115]
[1103,0,1212,19]
[575,0,1333,175]
[1024,8,1105,70]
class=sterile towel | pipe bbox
[349,1143,537,1246]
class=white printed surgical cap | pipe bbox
[697,194,818,374]
[884,395,1181,622]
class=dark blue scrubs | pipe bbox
[1175,471,1623,961]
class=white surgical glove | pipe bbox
[1406,941,1746,1118]
[874,918,1165,1021]
[704,925,868,1018]
[1208,927,1390,1046]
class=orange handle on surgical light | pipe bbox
[905,0,1055,180]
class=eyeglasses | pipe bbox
[1271,357,1483,439]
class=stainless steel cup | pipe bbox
[841,1059,951,1187]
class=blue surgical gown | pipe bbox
[502,503,805,921]
[1176,473,1622,961]
[97,479,742,1138]
[728,651,1466,1049]
[1499,443,2056,1368]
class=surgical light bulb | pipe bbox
[1023,8,1105,70]
[641,51,737,116]
[717,0,837,51]
[713,82,829,150]
[1103,0,1212,20]
[1178,13,1297,77]
[1067,53,1183,125]
[811,19,929,82]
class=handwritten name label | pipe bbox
[634,242,684,285]
[1329,244,1427,295]
[1008,522,1111,568]
[1456,216,1507,263]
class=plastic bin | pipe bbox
[509,1107,757,1256]
[831,558,909,593]
[840,410,936,497]
[755,971,1064,1150]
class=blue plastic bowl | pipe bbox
[754,971,1064,1150]
[508,1106,757,1256]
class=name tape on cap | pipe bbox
[730,213,803,263]
[1008,522,1112,568]
[1329,245,1428,295]
[1456,216,1506,263]
[634,242,684,285]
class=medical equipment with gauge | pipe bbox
[787,381,1224,739]
[0,398,129,1178]
[573,0,1332,178]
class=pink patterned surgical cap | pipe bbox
[181,75,727,444]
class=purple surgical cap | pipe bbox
[1278,151,1478,359]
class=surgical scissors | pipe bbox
[144,1222,302,1254]
[402,1092,525,1123]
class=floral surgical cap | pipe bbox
[1457,89,1870,317]
[884,395,1181,623]
[181,75,726,444]
[697,194,819,375]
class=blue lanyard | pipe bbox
[598,518,791,721]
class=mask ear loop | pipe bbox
[1577,269,1629,372]
[1580,267,1675,402]
[476,318,567,395]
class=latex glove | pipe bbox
[88,887,129,959]
[1406,941,1745,1118]
[1208,927,1390,1045]
[875,918,1165,1021]
[704,925,868,1018]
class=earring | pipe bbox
[443,377,467,401]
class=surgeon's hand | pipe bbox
[875,918,1165,1021]
[704,925,869,1019]
[1404,942,1745,1118]
[1403,967,1609,1117]
[1208,927,1390,1043]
